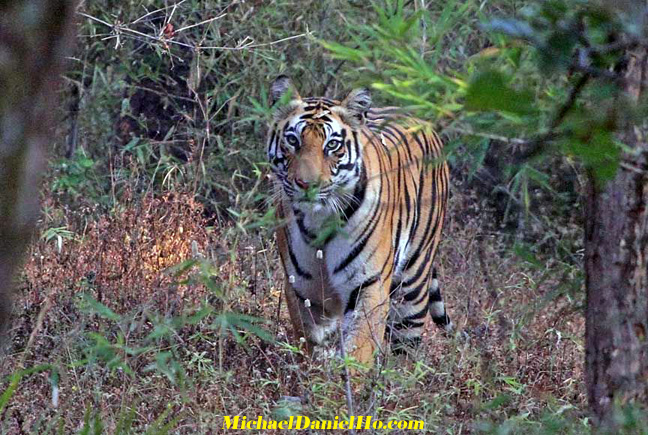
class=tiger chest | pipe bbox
[284,215,384,309]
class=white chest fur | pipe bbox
[282,180,384,306]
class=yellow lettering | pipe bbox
[410,420,424,430]
[222,416,239,430]
[295,416,310,429]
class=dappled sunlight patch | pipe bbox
[22,191,223,309]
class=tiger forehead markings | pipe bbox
[267,76,451,366]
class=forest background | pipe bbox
[1,0,647,433]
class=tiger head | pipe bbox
[267,76,370,216]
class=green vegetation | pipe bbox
[2,0,646,433]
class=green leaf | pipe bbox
[212,312,274,343]
[465,70,535,115]
[513,243,543,268]
[165,259,198,277]
[0,373,21,415]
[482,394,512,410]
[319,40,366,63]
[79,294,120,321]
[186,305,214,325]
[562,129,620,184]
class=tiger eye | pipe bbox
[325,139,342,152]
[285,134,299,147]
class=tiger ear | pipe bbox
[270,75,301,106]
[340,88,372,125]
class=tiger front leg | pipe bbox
[284,279,341,356]
[284,278,310,351]
[342,278,391,367]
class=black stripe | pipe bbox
[407,306,429,320]
[345,274,380,313]
[412,281,430,305]
[431,312,450,326]
[269,129,277,149]
[296,214,317,242]
[392,320,425,330]
[404,168,438,272]
[341,164,367,222]
[402,245,434,288]
[343,140,382,241]
[429,287,443,302]
[403,176,411,222]
[287,244,312,279]
[403,281,426,301]
[404,170,424,261]
[391,306,429,330]
[389,280,401,298]
[411,130,428,155]
[334,230,371,274]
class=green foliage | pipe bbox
[317,0,648,259]
[465,70,535,115]
[50,150,102,200]
[60,0,378,217]
[471,0,640,184]
[75,259,273,384]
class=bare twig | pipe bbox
[79,11,312,52]
[131,1,187,25]
[197,33,313,51]
[445,126,528,145]
[174,14,227,34]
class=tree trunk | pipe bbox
[0,1,77,338]
[585,46,648,427]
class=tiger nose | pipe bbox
[294,178,310,190]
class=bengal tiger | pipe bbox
[267,76,451,366]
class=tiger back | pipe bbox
[267,76,451,365]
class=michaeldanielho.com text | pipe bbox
[222,415,424,430]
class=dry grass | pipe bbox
[0,181,586,434]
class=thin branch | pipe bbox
[78,11,111,27]
[445,126,528,145]
[131,1,187,24]
[513,73,591,163]
[174,14,227,34]
[197,33,313,51]
[79,11,312,52]
[550,73,591,131]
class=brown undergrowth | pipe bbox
[1,186,586,434]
